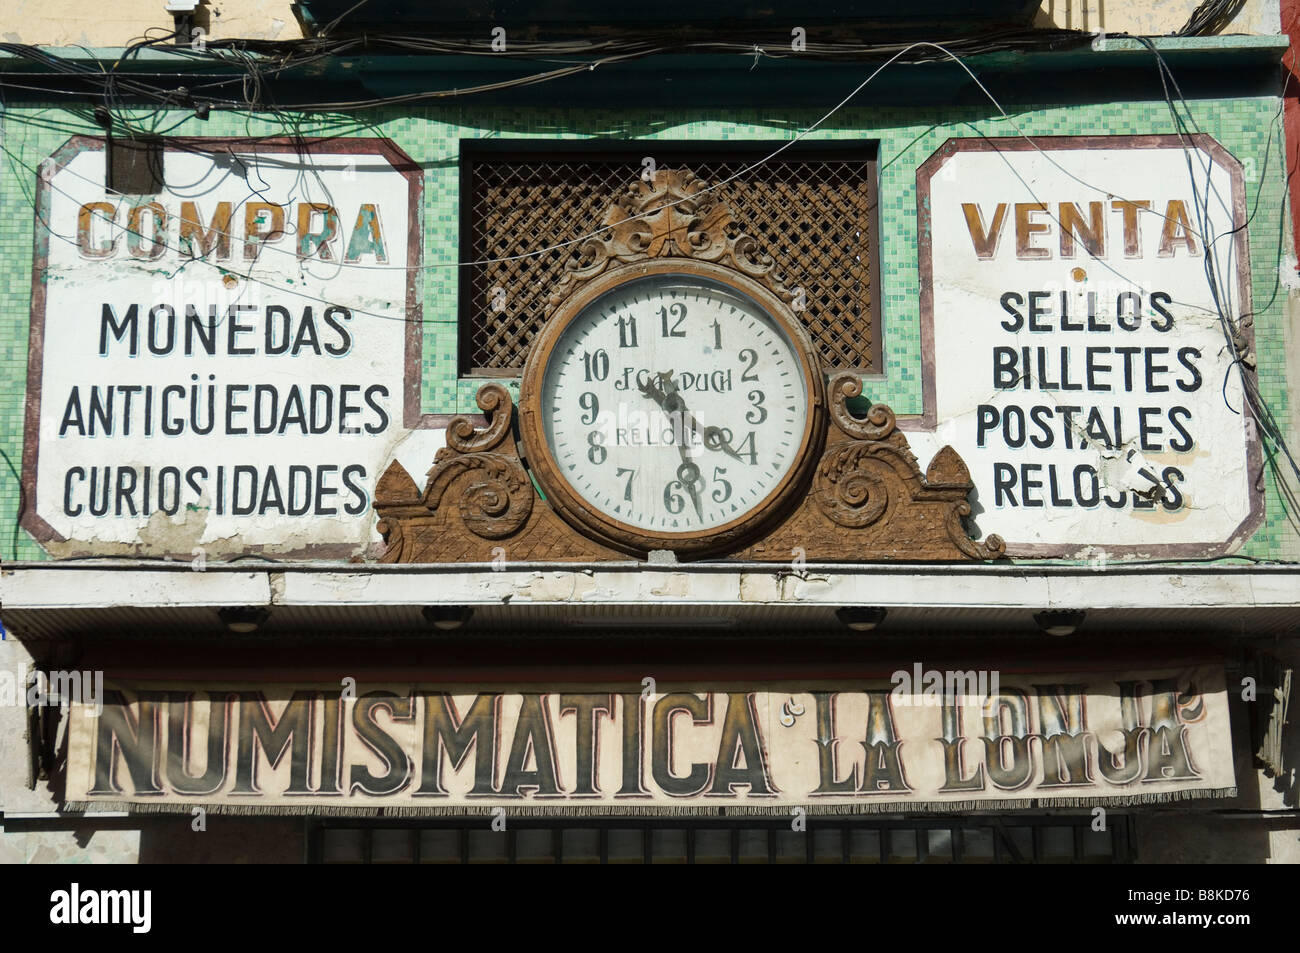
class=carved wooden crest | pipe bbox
[546,169,794,315]
[374,171,1004,563]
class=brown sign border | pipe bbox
[913,133,1265,559]
[20,135,450,559]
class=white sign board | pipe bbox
[916,135,1261,558]
[23,137,425,557]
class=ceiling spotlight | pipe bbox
[217,606,270,633]
[836,607,887,632]
[422,606,473,631]
[1034,609,1086,637]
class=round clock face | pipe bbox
[529,270,814,542]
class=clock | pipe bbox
[519,258,826,557]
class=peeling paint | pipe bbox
[26,141,420,560]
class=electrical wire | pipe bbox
[0,30,1296,564]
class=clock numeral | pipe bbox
[616,467,636,501]
[712,318,722,350]
[617,315,638,348]
[587,430,607,465]
[746,389,767,424]
[579,391,599,425]
[736,431,758,465]
[739,347,759,382]
[583,348,610,382]
[658,303,687,338]
[662,480,686,515]
[711,466,732,503]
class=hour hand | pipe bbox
[638,371,683,414]
[637,373,667,408]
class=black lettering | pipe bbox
[292,308,322,356]
[59,388,86,436]
[1027,291,1051,332]
[1139,407,1163,451]
[63,467,85,516]
[1176,347,1202,392]
[226,305,257,355]
[315,465,338,515]
[994,463,1018,506]
[147,305,176,355]
[99,303,138,356]
[1168,407,1193,452]
[231,691,315,795]
[232,465,258,515]
[416,694,499,797]
[1161,467,1186,511]
[264,305,291,355]
[350,692,415,797]
[1085,346,1112,391]
[999,292,1025,331]
[225,384,250,435]
[652,693,712,797]
[1074,464,1100,507]
[184,305,219,356]
[1030,405,1054,448]
[342,465,367,516]
[1144,347,1170,393]
[1149,291,1174,331]
[364,385,390,434]
[976,405,999,447]
[87,690,163,796]
[1021,463,1044,507]
[323,306,353,355]
[1116,292,1141,331]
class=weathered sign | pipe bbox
[916,135,1261,558]
[22,136,424,557]
[66,665,1235,813]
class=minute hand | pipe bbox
[639,373,746,463]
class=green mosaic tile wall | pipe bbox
[0,97,1294,561]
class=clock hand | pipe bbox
[633,375,705,519]
[676,458,704,522]
[700,425,746,462]
[642,372,747,463]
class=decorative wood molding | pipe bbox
[374,172,1003,564]
[733,375,1006,561]
[374,379,1004,563]
[546,169,795,317]
[374,384,621,563]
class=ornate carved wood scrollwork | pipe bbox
[733,375,1005,562]
[546,169,795,316]
[374,378,1004,563]
[373,384,621,563]
[373,170,1004,563]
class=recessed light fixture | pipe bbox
[836,607,887,632]
[422,606,473,631]
[1034,609,1086,637]
[217,607,270,634]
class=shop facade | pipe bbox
[0,0,1297,864]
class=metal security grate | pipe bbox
[313,816,1134,864]
[460,143,880,376]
